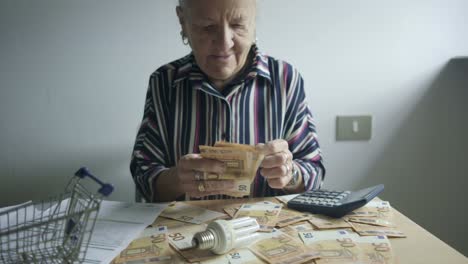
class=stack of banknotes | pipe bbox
[199,142,264,197]
[112,197,402,264]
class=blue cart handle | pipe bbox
[75,167,114,196]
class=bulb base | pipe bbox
[192,229,216,250]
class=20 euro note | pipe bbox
[111,226,172,264]
[299,229,362,264]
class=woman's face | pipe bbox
[178,0,256,86]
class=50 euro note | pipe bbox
[199,142,264,197]
[111,226,173,264]
[275,209,311,228]
[167,223,218,263]
[308,214,351,230]
[233,202,282,232]
[200,249,266,264]
[346,201,394,220]
[349,222,406,238]
[347,217,395,228]
[299,229,362,264]
[160,202,226,225]
[213,141,264,177]
[200,142,264,181]
[250,232,319,264]
[354,235,398,264]
[224,178,252,198]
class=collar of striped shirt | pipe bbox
[173,45,272,90]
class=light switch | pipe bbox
[336,115,372,141]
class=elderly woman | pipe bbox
[130,0,325,202]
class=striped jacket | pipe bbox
[130,45,325,202]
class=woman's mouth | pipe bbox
[210,54,233,62]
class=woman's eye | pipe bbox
[203,25,216,31]
[232,24,245,29]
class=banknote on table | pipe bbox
[350,222,406,238]
[224,201,278,219]
[275,194,299,204]
[347,217,395,228]
[167,223,218,262]
[250,232,319,264]
[346,201,394,219]
[299,229,362,264]
[160,202,226,225]
[152,216,193,230]
[308,214,351,229]
[112,226,172,264]
[280,221,315,238]
[354,235,398,264]
[226,248,266,264]
[223,203,243,218]
[200,249,266,264]
[233,202,282,232]
[275,209,311,228]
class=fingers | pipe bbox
[256,139,288,155]
[264,176,290,189]
[256,139,294,189]
[261,151,292,169]
[260,164,290,179]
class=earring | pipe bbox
[180,31,189,45]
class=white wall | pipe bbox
[1,0,467,256]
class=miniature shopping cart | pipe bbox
[0,167,113,263]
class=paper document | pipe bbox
[83,201,168,264]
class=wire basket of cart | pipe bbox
[0,167,113,263]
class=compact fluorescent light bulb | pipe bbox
[191,217,260,254]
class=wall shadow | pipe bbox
[0,145,134,207]
[364,57,468,255]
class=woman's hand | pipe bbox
[176,154,234,198]
[256,139,294,189]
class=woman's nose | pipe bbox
[213,24,234,50]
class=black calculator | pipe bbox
[287,184,384,218]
